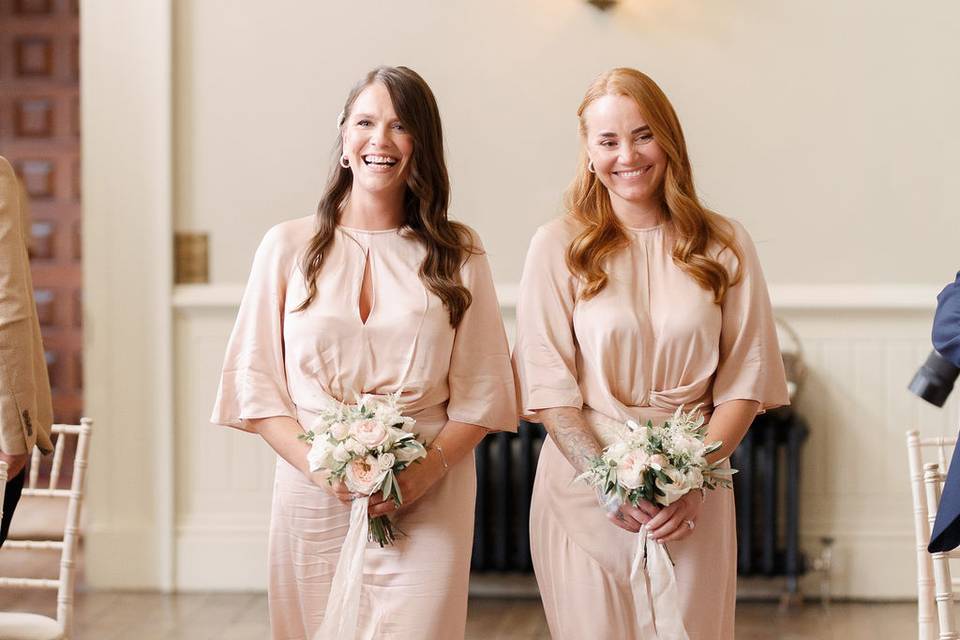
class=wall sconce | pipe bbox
[587,0,617,9]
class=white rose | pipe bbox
[332,442,351,463]
[655,467,688,506]
[345,437,366,455]
[329,421,350,441]
[616,449,650,490]
[394,442,425,464]
[380,426,407,449]
[684,466,704,490]
[675,435,703,458]
[306,438,335,472]
[378,452,397,471]
[344,455,387,494]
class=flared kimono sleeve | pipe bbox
[712,221,790,412]
[512,223,583,416]
[211,224,298,432]
[445,237,518,432]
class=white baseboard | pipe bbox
[175,520,268,591]
[169,519,918,598]
[84,524,171,590]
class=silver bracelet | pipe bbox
[430,443,449,472]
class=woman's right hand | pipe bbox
[309,469,356,504]
[605,499,660,534]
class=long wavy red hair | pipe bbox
[566,68,742,303]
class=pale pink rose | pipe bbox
[345,455,387,494]
[617,449,650,490]
[351,419,389,448]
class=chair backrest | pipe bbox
[907,429,960,640]
[0,419,92,639]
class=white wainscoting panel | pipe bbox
[780,309,959,598]
[174,308,277,590]
[173,284,956,597]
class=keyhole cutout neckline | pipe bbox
[358,250,374,326]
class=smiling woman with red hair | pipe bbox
[512,68,790,639]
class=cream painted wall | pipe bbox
[174,0,959,287]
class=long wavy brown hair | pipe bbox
[567,68,743,303]
[295,66,476,326]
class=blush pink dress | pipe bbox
[512,216,789,640]
[212,215,517,640]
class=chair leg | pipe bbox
[924,462,958,639]
[908,431,937,640]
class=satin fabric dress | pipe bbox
[212,215,517,640]
[512,216,789,640]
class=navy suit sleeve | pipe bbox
[926,271,960,553]
[933,271,960,368]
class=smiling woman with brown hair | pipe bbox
[512,68,790,639]
[211,66,517,639]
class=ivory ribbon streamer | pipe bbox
[630,525,690,640]
[314,496,370,640]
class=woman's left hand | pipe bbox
[646,490,703,542]
[367,454,446,518]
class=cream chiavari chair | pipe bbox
[908,429,960,640]
[0,419,92,640]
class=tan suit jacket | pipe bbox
[0,156,53,455]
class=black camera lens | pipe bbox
[909,350,960,407]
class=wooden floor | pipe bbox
[0,530,920,640]
[0,589,919,639]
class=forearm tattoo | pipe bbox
[538,407,603,474]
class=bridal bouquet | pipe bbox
[579,404,735,510]
[577,405,736,640]
[300,391,427,546]
[304,392,427,640]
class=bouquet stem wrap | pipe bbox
[631,526,689,640]
[314,496,370,640]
